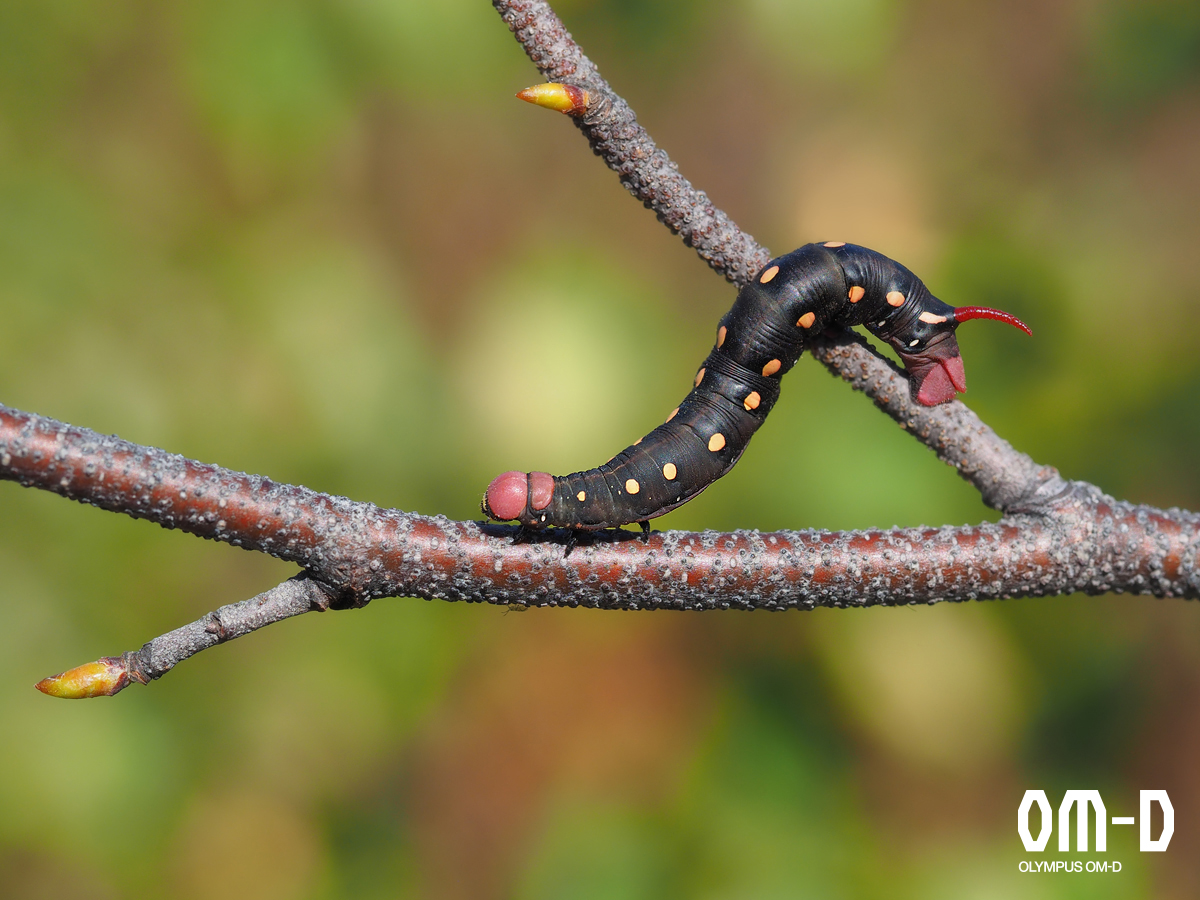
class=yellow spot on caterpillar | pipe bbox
[823,241,846,248]
[919,311,948,324]
[848,286,865,303]
[886,291,906,307]
[762,359,781,377]
[717,325,727,347]
[625,478,640,494]
[577,491,586,501]
[667,407,679,422]
[635,438,642,445]
[743,391,761,410]
[797,311,816,328]
[760,265,780,283]
[695,367,705,387]
[663,463,677,480]
[708,433,726,452]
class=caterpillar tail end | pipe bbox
[483,471,529,521]
[516,83,590,116]
[482,471,555,524]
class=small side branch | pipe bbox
[493,0,773,287]
[807,330,1063,511]
[36,576,335,698]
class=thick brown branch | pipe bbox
[5,405,1198,621]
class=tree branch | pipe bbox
[9,0,1200,696]
[34,576,334,698]
[492,0,773,288]
[8,402,1200,695]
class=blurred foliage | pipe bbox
[1088,0,1200,111]
[2,0,1200,897]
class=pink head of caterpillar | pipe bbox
[895,305,1032,406]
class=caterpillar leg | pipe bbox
[511,523,539,545]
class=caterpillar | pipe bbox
[482,242,1030,531]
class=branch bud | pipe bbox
[516,83,589,116]
[35,657,131,699]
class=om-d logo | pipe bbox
[1019,790,1174,852]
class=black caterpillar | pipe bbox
[482,242,1030,531]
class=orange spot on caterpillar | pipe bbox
[576,491,586,501]
[762,359,781,377]
[695,367,705,387]
[823,241,846,248]
[708,433,726,452]
[797,312,816,328]
[887,291,906,307]
[663,463,677,480]
[848,286,865,303]
[666,407,679,422]
[919,311,948,324]
[760,265,780,283]
[625,478,640,495]
[717,325,726,348]
[743,391,760,411]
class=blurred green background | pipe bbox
[2,0,1200,896]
